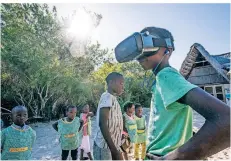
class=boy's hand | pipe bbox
[122,134,128,139]
[111,150,123,160]
[87,112,94,118]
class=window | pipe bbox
[204,86,214,96]
[215,86,222,93]
[204,85,225,102]
[215,86,224,102]
[217,94,224,101]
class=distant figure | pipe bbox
[1,106,36,160]
[93,72,124,160]
[121,101,137,160]
[79,104,94,160]
[52,105,83,160]
[134,104,147,160]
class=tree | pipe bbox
[90,61,153,108]
[1,3,61,115]
[1,3,153,119]
[1,3,107,118]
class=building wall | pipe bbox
[187,65,228,85]
[186,65,230,106]
[224,84,230,106]
[199,84,230,106]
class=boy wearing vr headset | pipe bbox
[115,26,230,160]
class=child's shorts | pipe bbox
[80,135,91,153]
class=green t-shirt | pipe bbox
[146,67,197,156]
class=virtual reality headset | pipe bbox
[115,31,174,63]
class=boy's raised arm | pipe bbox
[163,87,230,160]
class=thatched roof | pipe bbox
[180,43,230,82]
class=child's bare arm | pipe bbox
[52,121,58,132]
[123,115,128,133]
[99,107,121,160]
[122,115,129,140]
[87,112,94,117]
[79,120,84,132]
[162,87,230,160]
[32,131,36,146]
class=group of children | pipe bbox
[1,72,147,161]
[1,104,94,160]
[2,26,230,161]
[93,72,148,161]
[121,102,147,160]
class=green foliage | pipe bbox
[1,3,153,119]
[90,61,154,109]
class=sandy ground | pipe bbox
[30,109,230,160]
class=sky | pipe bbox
[49,3,230,70]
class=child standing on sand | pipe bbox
[93,72,124,160]
[79,104,94,160]
[134,104,147,160]
[52,105,83,160]
[1,106,36,160]
[121,101,137,160]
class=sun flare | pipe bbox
[68,9,92,39]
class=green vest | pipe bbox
[135,115,147,144]
[124,113,137,143]
[1,124,36,160]
[58,117,80,150]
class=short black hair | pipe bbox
[66,105,77,112]
[135,103,142,110]
[83,103,89,107]
[123,101,134,112]
[141,26,175,50]
[105,72,123,84]
[82,104,89,110]
[11,105,27,114]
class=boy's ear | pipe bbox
[168,49,173,56]
[108,80,113,86]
